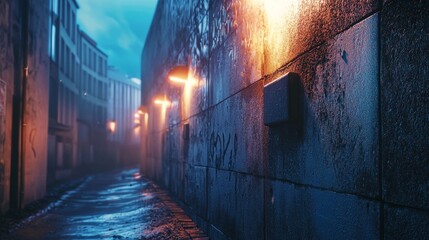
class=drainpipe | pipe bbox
[19,0,29,209]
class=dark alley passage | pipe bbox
[7,169,195,239]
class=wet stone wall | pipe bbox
[0,0,14,211]
[141,0,429,239]
[0,0,50,211]
[24,0,50,205]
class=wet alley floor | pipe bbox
[3,169,206,240]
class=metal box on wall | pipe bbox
[263,72,300,126]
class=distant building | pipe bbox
[107,67,141,166]
[48,0,109,183]
[48,0,80,183]
[77,31,109,169]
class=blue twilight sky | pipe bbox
[77,0,158,78]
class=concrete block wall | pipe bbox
[140,0,429,239]
[380,1,429,238]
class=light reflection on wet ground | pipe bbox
[11,168,189,240]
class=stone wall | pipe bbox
[0,0,50,211]
[0,0,15,211]
[23,0,50,205]
[140,0,429,239]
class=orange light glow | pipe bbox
[134,113,140,118]
[169,76,188,84]
[134,126,140,135]
[154,99,171,107]
[168,65,189,85]
[138,106,148,115]
[134,119,140,124]
[107,120,116,133]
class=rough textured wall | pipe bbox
[0,0,50,210]
[141,0,428,239]
[381,0,429,238]
[23,0,50,205]
[0,0,15,211]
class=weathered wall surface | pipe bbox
[0,0,49,211]
[0,0,15,211]
[141,0,428,239]
[23,0,50,205]
[381,0,429,238]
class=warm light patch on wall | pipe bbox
[182,68,200,120]
[133,126,140,136]
[263,0,300,72]
[242,0,325,73]
[154,98,171,108]
[151,97,170,132]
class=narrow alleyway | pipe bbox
[6,169,203,240]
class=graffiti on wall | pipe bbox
[208,132,238,169]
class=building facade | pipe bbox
[140,0,429,239]
[47,0,79,183]
[48,0,109,183]
[0,0,50,211]
[107,67,141,166]
[77,31,109,170]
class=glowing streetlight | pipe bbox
[168,65,189,84]
[107,120,116,133]
[154,98,171,108]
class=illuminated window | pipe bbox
[50,24,56,61]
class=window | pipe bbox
[76,62,79,85]
[72,12,75,43]
[52,0,58,15]
[77,35,80,56]
[83,44,87,66]
[67,1,70,35]
[89,76,92,94]
[61,0,65,25]
[98,81,102,99]
[92,52,97,72]
[71,54,75,81]
[103,82,106,99]
[89,49,92,68]
[60,38,64,70]
[98,56,102,75]
[66,46,70,77]
[104,60,107,77]
[50,24,56,61]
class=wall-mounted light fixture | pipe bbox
[154,97,171,108]
[107,120,116,133]
[264,72,301,126]
[168,65,189,84]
